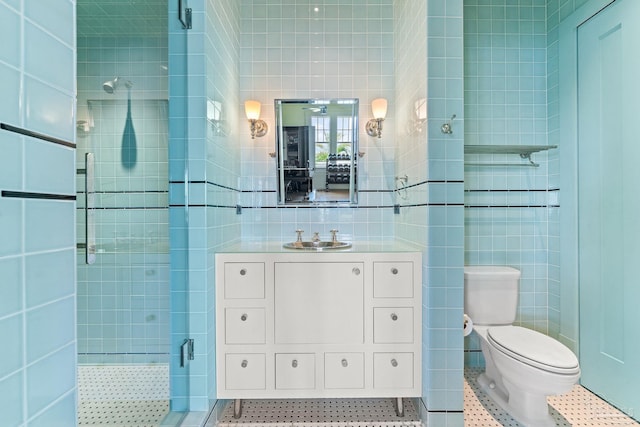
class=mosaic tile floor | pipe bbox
[214,398,421,427]
[77,364,638,426]
[78,364,170,427]
[464,367,639,426]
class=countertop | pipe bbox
[215,240,424,253]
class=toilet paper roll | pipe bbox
[463,314,473,337]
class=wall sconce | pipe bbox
[244,100,268,139]
[366,98,387,138]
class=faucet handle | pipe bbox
[330,229,339,243]
[295,229,304,242]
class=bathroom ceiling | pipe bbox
[77,0,167,37]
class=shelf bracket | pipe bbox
[519,152,539,167]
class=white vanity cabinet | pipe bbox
[215,251,422,401]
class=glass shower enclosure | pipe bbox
[75,0,178,424]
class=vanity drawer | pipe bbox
[225,308,265,344]
[373,352,414,389]
[373,262,414,298]
[275,353,316,390]
[373,307,414,343]
[225,353,266,390]
[324,352,365,389]
[224,262,265,299]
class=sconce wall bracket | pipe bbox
[366,118,384,138]
[249,119,268,139]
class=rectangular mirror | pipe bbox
[275,99,359,204]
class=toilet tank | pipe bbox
[464,266,520,326]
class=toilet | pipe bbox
[464,266,580,427]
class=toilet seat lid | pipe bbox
[488,326,580,374]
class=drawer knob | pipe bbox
[391,313,398,321]
[341,358,348,367]
[241,313,248,321]
[241,360,248,368]
[352,267,361,275]
[240,268,247,276]
[391,267,398,275]
[391,358,398,367]
[292,359,298,368]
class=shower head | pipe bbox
[102,77,133,94]
[103,77,120,94]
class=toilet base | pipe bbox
[477,373,556,427]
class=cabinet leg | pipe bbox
[394,397,404,417]
[233,398,243,419]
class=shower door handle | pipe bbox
[85,153,96,265]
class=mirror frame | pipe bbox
[274,99,359,205]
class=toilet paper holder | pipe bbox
[463,314,473,337]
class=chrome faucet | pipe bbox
[330,229,339,243]
[312,232,321,243]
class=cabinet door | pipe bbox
[274,262,364,344]
[373,307,414,343]
[225,353,266,390]
[373,261,414,298]
[373,352,414,389]
[324,352,365,389]
[275,353,316,390]
[225,308,265,344]
[224,262,265,299]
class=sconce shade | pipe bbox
[245,100,261,120]
[371,98,388,119]
[244,100,268,139]
[366,98,387,138]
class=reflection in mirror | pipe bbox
[275,99,359,204]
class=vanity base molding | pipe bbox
[215,251,422,406]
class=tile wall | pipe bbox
[75,34,170,364]
[463,0,555,366]
[168,0,243,411]
[547,0,587,352]
[424,1,466,424]
[205,0,242,409]
[0,0,77,425]
[238,0,396,242]
[168,1,463,421]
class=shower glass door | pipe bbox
[77,99,170,366]
[75,0,184,424]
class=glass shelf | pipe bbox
[464,145,557,167]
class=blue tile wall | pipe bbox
[547,0,584,351]
[0,0,77,425]
[203,0,242,405]
[463,0,555,368]
[423,0,466,422]
[76,33,170,365]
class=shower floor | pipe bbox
[78,364,169,426]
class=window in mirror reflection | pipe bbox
[275,99,359,205]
